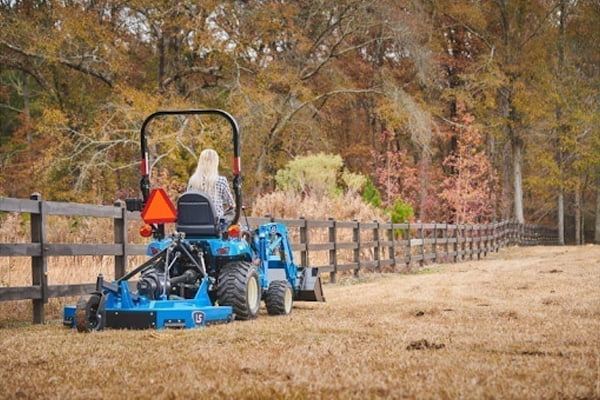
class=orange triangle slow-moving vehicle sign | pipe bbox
[141,188,177,224]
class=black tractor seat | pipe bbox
[176,191,221,238]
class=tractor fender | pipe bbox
[146,238,172,256]
[204,237,253,257]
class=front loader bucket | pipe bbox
[295,267,325,302]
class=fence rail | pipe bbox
[0,195,559,324]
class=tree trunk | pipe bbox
[419,151,430,222]
[555,0,566,246]
[574,187,581,245]
[558,189,565,245]
[512,138,524,224]
[158,34,165,91]
[498,84,522,223]
[23,71,31,142]
[502,142,512,220]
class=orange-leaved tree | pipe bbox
[440,103,498,224]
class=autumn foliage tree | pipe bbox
[440,103,498,224]
[371,129,419,209]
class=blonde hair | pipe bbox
[188,149,219,200]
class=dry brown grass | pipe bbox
[0,245,598,399]
[251,190,386,222]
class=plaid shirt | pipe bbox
[214,176,234,218]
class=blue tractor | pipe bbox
[64,109,324,332]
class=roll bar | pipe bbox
[137,109,242,226]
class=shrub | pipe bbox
[274,153,343,198]
[387,199,414,224]
[362,177,381,208]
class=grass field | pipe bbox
[0,245,598,400]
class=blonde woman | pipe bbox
[187,149,234,219]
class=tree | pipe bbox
[370,129,419,207]
[440,102,498,224]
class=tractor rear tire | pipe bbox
[75,293,104,332]
[265,280,293,315]
[217,261,261,320]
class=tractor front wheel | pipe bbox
[217,261,261,320]
[75,293,104,332]
[265,280,293,315]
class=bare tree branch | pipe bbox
[0,40,114,87]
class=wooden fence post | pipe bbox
[328,217,337,283]
[518,223,527,246]
[353,220,360,278]
[419,222,425,267]
[114,200,127,279]
[462,225,466,259]
[300,217,309,268]
[489,224,493,255]
[461,224,467,261]
[483,224,489,257]
[442,223,450,262]
[481,225,485,257]
[388,224,396,272]
[406,222,412,270]
[373,220,380,273]
[512,220,517,245]
[476,225,481,260]
[433,222,439,263]
[30,193,47,324]
[452,224,459,263]
[469,225,475,260]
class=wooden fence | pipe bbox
[0,195,558,324]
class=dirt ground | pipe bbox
[0,245,598,400]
